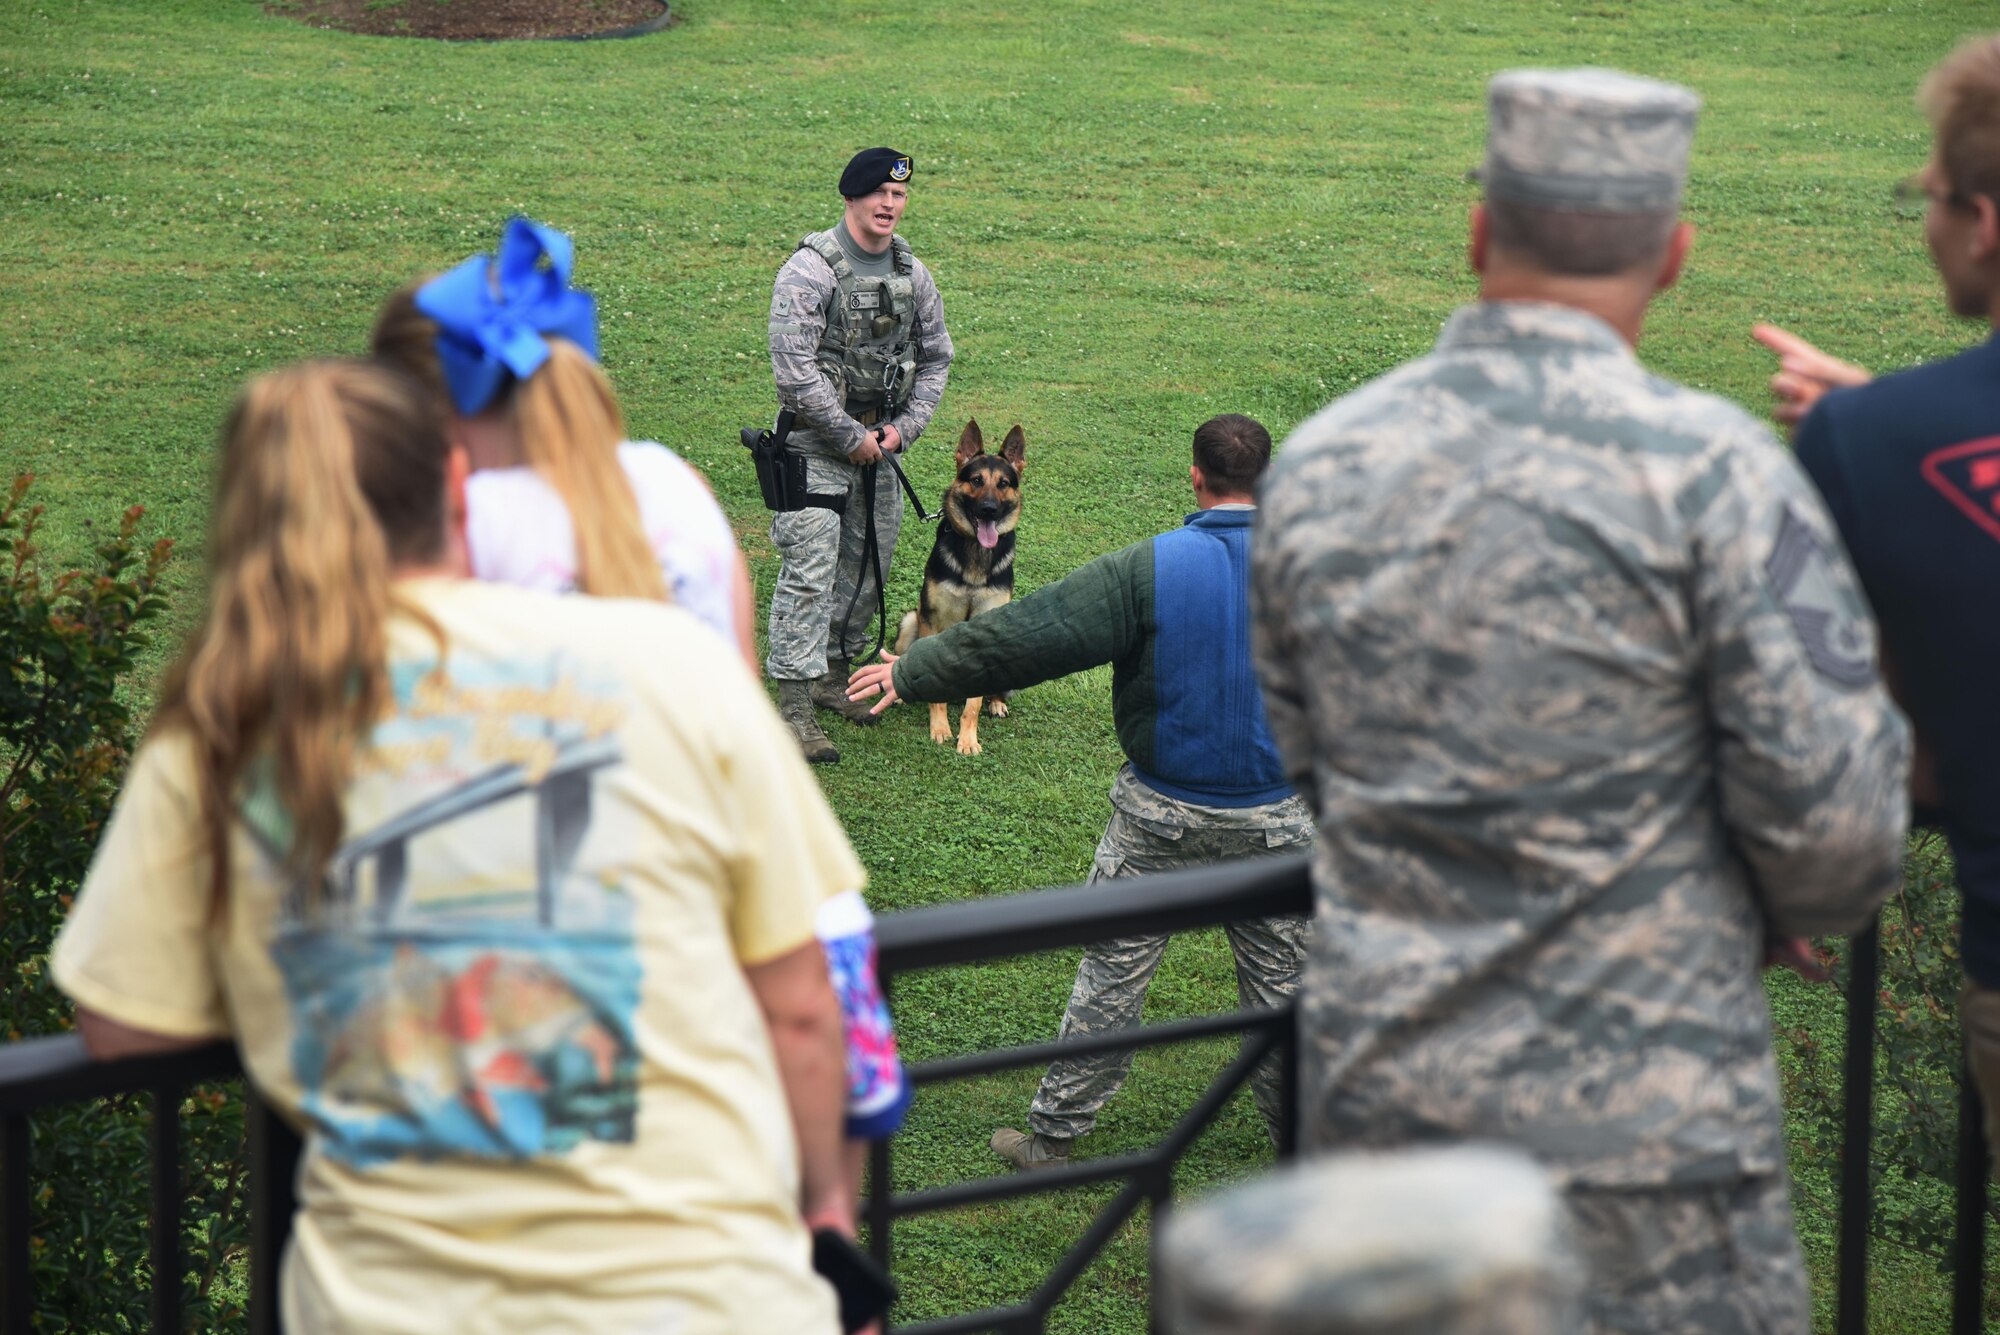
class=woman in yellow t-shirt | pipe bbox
[53,359,853,1333]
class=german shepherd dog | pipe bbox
[894,419,1026,755]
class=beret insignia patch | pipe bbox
[889,157,911,182]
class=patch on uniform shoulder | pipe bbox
[1765,505,1875,687]
[1920,435,2000,546]
[889,157,911,182]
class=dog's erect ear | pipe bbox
[999,425,1026,473]
[956,419,985,467]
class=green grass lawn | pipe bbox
[4,0,1992,1328]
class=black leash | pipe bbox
[833,460,891,664]
[884,450,936,524]
[832,430,938,665]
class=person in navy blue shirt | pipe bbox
[1759,33,2000,1163]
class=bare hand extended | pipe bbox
[847,651,901,715]
[876,423,903,454]
[850,435,884,465]
[1751,324,1872,428]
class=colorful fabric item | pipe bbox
[815,890,910,1139]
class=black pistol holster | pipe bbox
[742,409,843,515]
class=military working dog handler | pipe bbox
[765,147,955,763]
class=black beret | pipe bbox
[840,147,913,198]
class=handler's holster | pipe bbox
[743,409,843,514]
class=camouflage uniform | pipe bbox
[767,453,907,674]
[1564,1178,1807,1334]
[765,230,952,683]
[1250,69,1910,1335]
[1030,765,1313,1144]
[1159,1146,1582,1335]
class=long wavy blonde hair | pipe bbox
[155,359,448,901]
[371,285,668,602]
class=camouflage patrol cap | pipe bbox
[1158,1146,1582,1335]
[1479,67,1701,214]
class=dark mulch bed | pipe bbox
[268,0,668,41]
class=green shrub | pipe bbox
[1,474,250,1332]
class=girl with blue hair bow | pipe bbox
[372,217,758,669]
[373,217,910,1249]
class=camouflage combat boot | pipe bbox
[777,679,839,764]
[990,1128,1072,1172]
[812,654,883,727]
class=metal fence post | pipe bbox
[149,1086,183,1335]
[1837,918,1881,1335]
[1953,1065,1988,1335]
[3,1113,30,1335]
[248,1090,301,1335]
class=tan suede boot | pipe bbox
[777,679,839,764]
[990,1128,1072,1172]
[812,654,884,727]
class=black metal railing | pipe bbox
[0,855,1991,1333]
[864,853,1311,1334]
[1835,919,1990,1335]
[0,1037,300,1335]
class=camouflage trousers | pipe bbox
[1028,766,1314,1143]
[765,450,904,682]
[1565,1176,1809,1334]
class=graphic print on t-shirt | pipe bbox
[1920,435,2000,546]
[248,654,643,1166]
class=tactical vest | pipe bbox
[800,230,918,416]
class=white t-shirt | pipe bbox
[54,580,855,1334]
[465,442,740,644]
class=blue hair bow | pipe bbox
[416,217,600,416]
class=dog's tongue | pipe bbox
[976,520,999,550]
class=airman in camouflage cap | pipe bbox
[1252,65,1910,1334]
[1159,1146,1581,1335]
[1480,68,1700,213]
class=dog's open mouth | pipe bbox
[976,520,999,549]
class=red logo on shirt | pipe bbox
[1922,436,2000,546]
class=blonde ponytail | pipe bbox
[373,285,667,604]
[512,340,667,602]
[157,359,446,903]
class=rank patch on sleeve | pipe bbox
[1765,505,1876,687]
